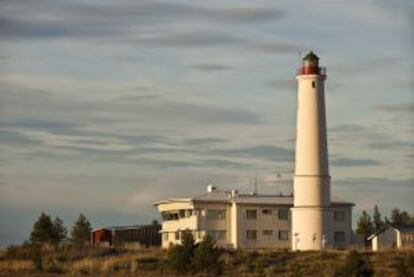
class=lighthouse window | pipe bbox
[312,81,316,88]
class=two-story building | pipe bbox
[154,185,353,250]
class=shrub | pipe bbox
[335,250,373,277]
[394,252,414,277]
[192,234,222,274]
[135,257,160,271]
[167,231,195,273]
[31,244,43,271]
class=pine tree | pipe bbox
[390,209,411,226]
[71,214,92,247]
[356,210,374,239]
[30,212,55,245]
[373,205,385,232]
[52,217,67,245]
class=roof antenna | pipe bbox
[254,168,258,195]
[276,172,282,196]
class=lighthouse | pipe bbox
[291,51,332,250]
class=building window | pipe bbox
[163,233,169,241]
[246,209,257,219]
[206,209,226,220]
[312,81,316,88]
[262,209,272,215]
[278,230,289,241]
[175,231,180,241]
[246,230,257,240]
[278,209,289,220]
[334,211,345,221]
[262,230,273,236]
[207,230,226,240]
[161,211,179,221]
[334,232,345,243]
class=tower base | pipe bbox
[291,207,333,250]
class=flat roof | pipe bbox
[92,224,159,232]
[154,188,354,206]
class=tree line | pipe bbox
[356,205,414,239]
[29,212,92,247]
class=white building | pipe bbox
[155,185,353,250]
[155,52,354,250]
[368,225,414,251]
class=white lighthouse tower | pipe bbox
[291,52,332,250]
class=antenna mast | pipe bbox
[254,168,258,195]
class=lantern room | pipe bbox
[297,51,326,75]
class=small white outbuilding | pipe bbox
[368,225,414,251]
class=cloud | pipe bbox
[253,42,302,54]
[189,64,230,72]
[0,84,262,127]
[330,57,411,75]
[334,177,413,189]
[376,103,414,113]
[211,145,294,162]
[369,141,414,150]
[267,79,296,91]
[329,124,365,133]
[184,138,227,145]
[0,1,285,41]
[137,32,243,47]
[331,158,380,167]
[112,94,160,102]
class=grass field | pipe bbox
[0,245,413,276]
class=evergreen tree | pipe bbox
[356,210,374,244]
[390,209,411,226]
[192,234,221,274]
[373,205,385,232]
[71,214,92,247]
[30,212,55,244]
[52,217,67,245]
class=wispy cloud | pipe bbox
[211,145,294,162]
[376,103,414,113]
[331,158,380,167]
[189,64,230,72]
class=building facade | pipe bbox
[368,225,414,251]
[155,185,353,250]
[91,224,161,249]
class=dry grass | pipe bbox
[0,259,35,271]
[0,246,413,277]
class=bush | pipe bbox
[192,234,222,274]
[135,257,160,271]
[31,244,43,271]
[394,253,414,277]
[335,250,373,277]
[167,231,195,273]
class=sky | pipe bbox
[0,0,413,246]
